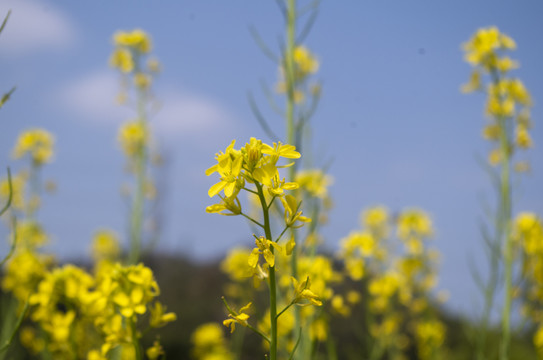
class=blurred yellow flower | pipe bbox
[118,120,148,157]
[113,29,152,53]
[13,128,54,165]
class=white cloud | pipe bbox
[153,91,234,136]
[56,70,236,135]
[0,0,76,55]
[57,70,131,123]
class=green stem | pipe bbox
[277,301,295,320]
[285,0,296,148]
[476,227,500,360]
[27,162,40,221]
[256,182,277,360]
[240,211,265,228]
[499,112,512,360]
[128,87,147,264]
[130,317,143,360]
[284,1,306,358]
[485,69,513,360]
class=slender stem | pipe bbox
[476,238,500,360]
[285,0,296,148]
[248,323,272,344]
[255,182,277,360]
[277,301,295,320]
[275,225,290,243]
[267,195,277,210]
[242,186,259,195]
[240,212,265,228]
[288,328,303,360]
[128,86,147,264]
[27,162,40,221]
[130,317,143,360]
[483,69,513,360]
[499,111,512,360]
[284,1,306,358]
[0,168,12,216]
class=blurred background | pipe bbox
[0,0,542,324]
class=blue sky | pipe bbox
[0,0,542,317]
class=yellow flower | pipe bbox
[15,220,48,249]
[292,276,322,306]
[415,320,446,359]
[146,341,164,360]
[516,125,532,149]
[42,310,76,343]
[118,120,148,157]
[208,154,244,198]
[223,302,252,333]
[369,272,400,299]
[345,257,365,281]
[293,46,319,76]
[463,27,515,68]
[133,72,151,89]
[192,322,225,348]
[261,141,301,160]
[280,194,311,228]
[206,140,245,198]
[397,209,433,239]
[253,162,299,196]
[206,138,302,204]
[488,148,502,166]
[206,196,242,216]
[113,29,151,53]
[486,95,515,118]
[221,247,254,281]
[309,318,328,342]
[331,295,350,316]
[461,70,482,93]
[514,212,543,255]
[248,236,283,268]
[363,206,389,231]
[87,349,107,360]
[191,322,234,360]
[13,128,54,165]
[346,290,361,304]
[109,48,134,73]
[0,171,26,211]
[508,78,531,106]
[91,229,121,262]
[496,56,518,73]
[149,301,177,328]
[295,169,333,198]
[2,249,51,301]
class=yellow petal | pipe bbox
[263,249,275,267]
[208,181,226,198]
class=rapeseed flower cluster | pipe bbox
[2,112,175,359]
[118,120,149,158]
[206,138,302,216]
[110,29,162,265]
[277,46,320,103]
[514,214,543,355]
[462,27,533,169]
[463,27,536,358]
[191,322,234,360]
[207,138,323,360]
[340,206,446,359]
[12,129,55,166]
[2,130,56,307]
[15,260,175,359]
